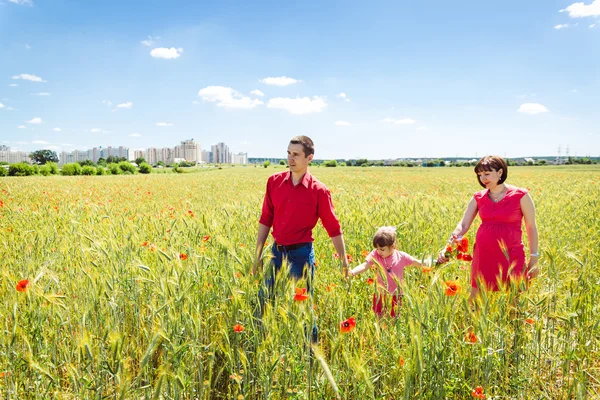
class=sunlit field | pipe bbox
[1,165,599,399]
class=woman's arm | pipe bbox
[521,193,539,278]
[437,197,479,263]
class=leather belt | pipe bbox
[275,242,311,252]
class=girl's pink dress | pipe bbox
[471,186,528,290]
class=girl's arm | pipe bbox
[521,193,539,278]
[437,197,478,263]
[348,262,370,278]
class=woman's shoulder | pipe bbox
[508,185,529,198]
[473,189,487,201]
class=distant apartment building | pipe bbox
[201,150,211,164]
[174,139,202,164]
[0,146,31,164]
[211,142,231,164]
[233,152,248,165]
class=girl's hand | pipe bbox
[437,251,448,264]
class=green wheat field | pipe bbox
[1,165,599,399]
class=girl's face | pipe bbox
[376,244,395,258]
[477,168,503,188]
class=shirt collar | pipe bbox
[284,170,312,188]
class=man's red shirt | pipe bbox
[259,170,342,245]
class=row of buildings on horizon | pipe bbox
[0,140,249,166]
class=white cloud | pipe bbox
[130,133,142,137]
[381,117,417,125]
[591,23,597,27]
[26,117,42,124]
[337,92,351,102]
[32,140,49,144]
[0,103,4,109]
[8,84,18,87]
[12,73,46,82]
[417,126,428,131]
[90,128,102,133]
[267,96,327,115]
[198,86,264,109]
[334,120,352,126]
[554,24,569,29]
[8,0,33,5]
[150,47,183,59]
[17,125,26,129]
[116,102,133,109]
[518,103,549,114]
[31,92,50,96]
[53,127,61,132]
[260,76,301,86]
[251,89,265,97]
[6,107,16,111]
[141,40,153,46]
[560,0,600,17]
[156,122,173,127]
[25,44,31,49]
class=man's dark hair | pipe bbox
[289,136,315,157]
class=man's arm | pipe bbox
[252,223,271,275]
[331,234,349,277]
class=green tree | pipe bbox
[0,166,7,177]
[81,165,97,175]
[78,159,96,167]
[9,163,35,176]
[135,157,146,165]
[118,161,137,174]
[323,160,338,167]
[29,150,59,165]
[139,162,152,174]
[61,163,82,176]
[263,160,271,168]
[279,160,286,166]
[97,158,107,167]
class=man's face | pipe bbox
[287,143,313,173]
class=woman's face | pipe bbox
[477,168,503,188]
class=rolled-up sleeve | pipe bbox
[258,178,274,227]
[318,188,342,237]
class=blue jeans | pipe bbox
[257,242,318,342]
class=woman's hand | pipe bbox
[526,258,539,280]
[437,251,449,264]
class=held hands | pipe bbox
[437,234,463,264]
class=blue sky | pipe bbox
[1,0,599,159]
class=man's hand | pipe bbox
[251,258,263,276]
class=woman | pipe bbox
[437,156,539,300]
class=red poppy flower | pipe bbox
[294,287,309,302]
[340,316,356,333]
[462,254,473,262]
[465,330,478,343]
[366,278,374,285]
[202,235,210,242]
[421,266,433,273]
[524,318,535,325]
[446,245,453,253]
[16,279,29,292]
[361,250,369,258]
[346,254,353,263]
[233,324,245,333]
[472,386,485,399]
[457,253,464,260]
[445,280,461,296]
[458,237,469,253]
[141,241,149,247]
[187,210,195,217]
[179,253,188,260]
[399,357,405,367]
[333,253,340,259]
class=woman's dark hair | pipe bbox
[474,156,508,188]
[372,226,396,248]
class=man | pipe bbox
[252,135,348,342]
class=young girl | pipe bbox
[349,226,424,317]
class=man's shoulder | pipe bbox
[268,170,290,182]
[305,172,330,191]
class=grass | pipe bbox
[0,165,598,399]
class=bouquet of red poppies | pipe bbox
[438,235,473,266]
